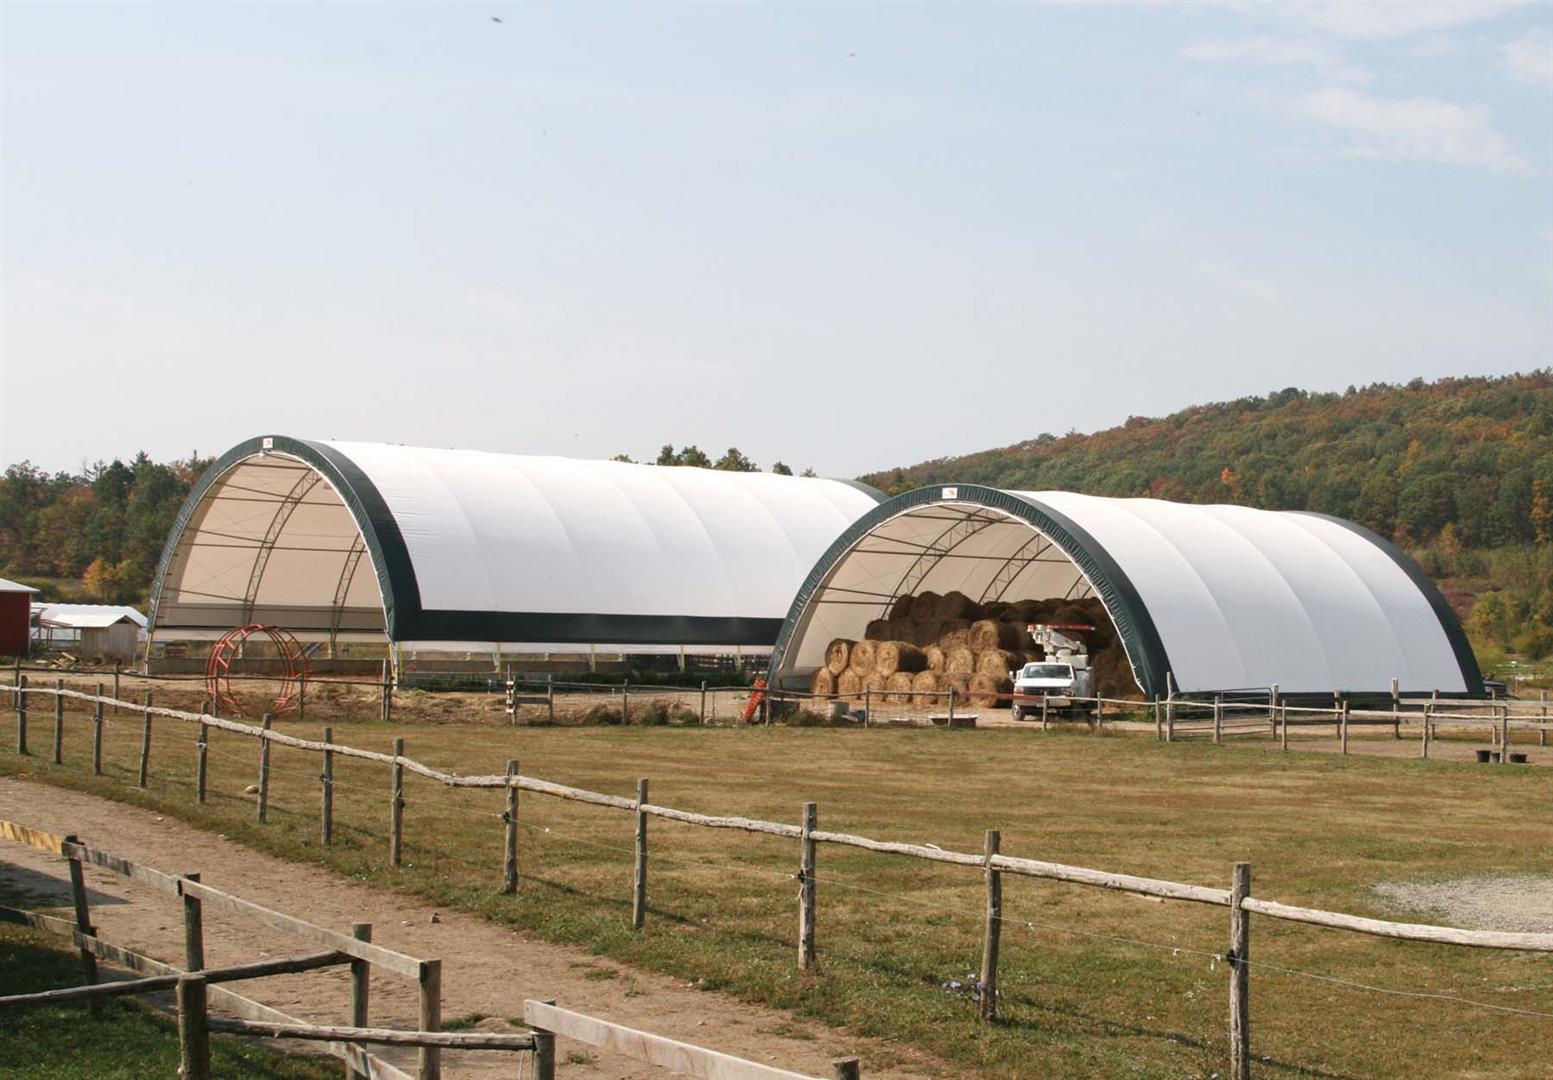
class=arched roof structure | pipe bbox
[770,485,1483,698]
[150,436,882,652]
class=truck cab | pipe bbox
[1010,658,1094,720]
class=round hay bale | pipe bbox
[809,668,836,696]
[968,673,1013,707]
[824,639,853,676]
[886,671,915,704]
[862,672,888,697]
[836,670,864,698]
[940,626,972,650]
[976,649,1025,678]
[848,640,878,674]
[968,619,1024,652]
[945,647,977,674]
[889,594,915,621]
[943,671,972,695]
[864,619,892,642]
[911,670,942,706]
[924,644,946,672]
[875,641,927,676]
[903,618,942,647]
[938,591,981,621]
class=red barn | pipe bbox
[0,578,39,657]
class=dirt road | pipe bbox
[0,776,942,1080]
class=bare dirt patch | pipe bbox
[1372,875,1553,934]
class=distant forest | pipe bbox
[3,373,1549,669]
[863,371,1553,667]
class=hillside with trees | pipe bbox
[862,371,1553,672]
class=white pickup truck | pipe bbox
[1009,623,1095,720]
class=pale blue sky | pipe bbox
[3,1,1550,476]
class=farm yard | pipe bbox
[2,677,1550,1079]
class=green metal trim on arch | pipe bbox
[767,484,1177,699]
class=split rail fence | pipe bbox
[0,820,863,1080]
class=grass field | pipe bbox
[2,702,1551,1079]
[0,920,336,1079]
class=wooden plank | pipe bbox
[206,1018,536,1050]
[1239,898,1553,951]
[0,950,348,1006]
[523,1001,825,1080]
[179,880,424,978]
[66,841,185,896]
[0,819,67,854]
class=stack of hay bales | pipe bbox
[807,591,1138,706]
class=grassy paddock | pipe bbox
[3,704,1551,1079]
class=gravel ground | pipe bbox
[1372,876,1553,934]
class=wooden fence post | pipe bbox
[633,778,649,929]
[182,872,205,971]
[700,680,708,725]
[137,691,152,787]
[380,660,389,723]
[1421,696,1432,759]
[322,726,334,846]
[1340,698,1350,756]
[1269,684,1279,738]
[547,674,555,725]
[1540,689,1547,747]
[15,674,26,755]
[418,958,442,1080]
[390,737,405,867]
[1390,677,1400,738]
[196,708,209,803]
[531,998,557,1080]
[1094,695,1104,729]
[799,801,817,972]
[348,923,372,1080]
[1166,672,1176,742]
[1154,696,1162,740]
[64,835,99,1010]
[621,680,630,725]
[831,1059,861,1080]
[112,662,121,713]
[53,678,63,764]
[177,974,211,1080]
[1229,862,1251,1080]
[979,829,1002,1021]
[1040,695,1049,731]
[92,684,104,775]
[1213,695,1223,744]
[1499,705,1510,765]
[503,759,519,894]
[945,686,954,725]
[864,686,873,723]
[257,714,272,823]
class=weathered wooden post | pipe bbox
[92,683,104,775]
[196,706,209,803]
[1421,695,1433,759]
[322,726,335,846]
[390,737,405,866]
[1340,698,1350,755]
[256,714,273,823]
[547,673,555,725]
[799,801,817,972]
[1166,672,1177,742]
[15,673,27,754]
[945,686,954,725]
[832,1058,861,1080]
[112,662,121,713]
[503,759,519,894]
[182,872,205,971]
[979,829,1002,1021]
[137,691,152,787]
[1498,705,1510,765]
[1040,695,1049,731]
[864,686,872,722]
[1229,862,1251,1080]
[1390,677,1400,738]
[1269,684,1279,738]
[1094,695,1104,729]
[53,678,64,764]
[700,680,708,724]
[64,835,99,1010]
[1213,695,1223,744]
[1154,695,1163,740]
[531,1000,557,1080]
[177,974,212,1080]
[418,958,442,1080]
[349,923,372,1080]
[633,778,649,929]
[621,679,630,725]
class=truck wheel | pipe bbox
[1011,704,1024,722]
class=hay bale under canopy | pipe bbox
[976,649,1026,677]
[848,640,878,675]
[886,671,915,704]
[836,670,863,698]
[862,672,888,697]
[809,668,836,696]
[864,619,892,642]
[968,673,1013,707]
[888,594,914,621]
[944,647,977,674]
[875,641,927,676]
[924,644,946,672]
[911,670,942,706]
[825,639,853,676]
[969,619,1025,652]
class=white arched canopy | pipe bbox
[771,485,1483,698]
[151,436,882,653]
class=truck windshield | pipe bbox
[1021,664,1072,679]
